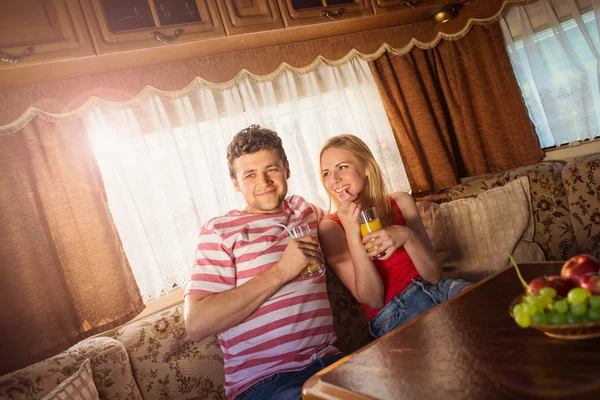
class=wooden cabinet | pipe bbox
[80,0,225,54]
[277,0,373,28]
[1,0,453,89]
[0,0,95,70]
[371,0,445,16]
[217,0,284,35]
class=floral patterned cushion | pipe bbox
[325,267,373,355]
[112,304,225,400]
[442,161,578,261]
[0,337,142,400]
[562,154,600,259]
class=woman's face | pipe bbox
[320,147,368,201]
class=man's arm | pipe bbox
[184,235,323,342]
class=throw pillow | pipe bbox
[418,176,544,282]
[41,359,99,400]
[416,200,455,268]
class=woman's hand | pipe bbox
[336,191,362,237]
[362,225,414,261]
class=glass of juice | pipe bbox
[359,207,383,254]
[287,223,325,279]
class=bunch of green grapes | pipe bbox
[512,287,600,328]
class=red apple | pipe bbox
[528,275,573,297]
[560,254,600,286]
[579,272,600,295]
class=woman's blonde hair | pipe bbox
[319,134,392,227]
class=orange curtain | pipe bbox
[0,119,145,375]
[369,23,544,196]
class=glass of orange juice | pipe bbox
[287,223,325,279]
[359,207,383,254]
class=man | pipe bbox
[184,125,341,400]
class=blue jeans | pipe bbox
[235,353,345,400]
[369,278,471,338]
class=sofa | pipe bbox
[440,154,600,262]
[1,154,599,400]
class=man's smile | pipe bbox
[257,189,277,196]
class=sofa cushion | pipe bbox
[416,201,454,265]
[0,337,142,400]
[442,161,577,261]
[421,177,544,282]
[41,359,99,400]
[562,154,600,259]
[325,267,373,355]
[112,304,225,400]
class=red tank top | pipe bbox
[329,197,420,321]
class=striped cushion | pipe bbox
[430,176,544,282]
[41,359,98,400]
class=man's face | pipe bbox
[232,149,290,214]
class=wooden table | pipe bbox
[302,262,600,400]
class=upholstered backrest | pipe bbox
[112,304,226,400]
[562,154,600,259]
[325,267,373,355]
[441,161,577,261]
[0,337,142,400]
[110,274,373,400]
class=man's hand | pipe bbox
[185,234,323,343]
[274,235,324,283]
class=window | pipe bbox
[503,5,600,149]
[84,59,409,300]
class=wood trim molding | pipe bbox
[0,0,527,128]
[0,5,441,90]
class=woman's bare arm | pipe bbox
[319,218,385,309]
[392,192,440,284]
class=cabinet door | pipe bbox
[371,0,445,16]
[217,0,284,35]
[81,0,225,54]
[277,0,373,28]
[0,0,94,70]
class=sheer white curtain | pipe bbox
[82,58,409,300]
[501,0,600,148]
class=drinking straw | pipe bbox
[274,223,292,236]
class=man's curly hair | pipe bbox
[227,125,288,178]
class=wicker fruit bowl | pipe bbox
[509,295,600,339]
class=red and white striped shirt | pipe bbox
[185,195,339,399]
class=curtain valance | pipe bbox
[0,0,526,131]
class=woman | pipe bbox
[318,134,470,337]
